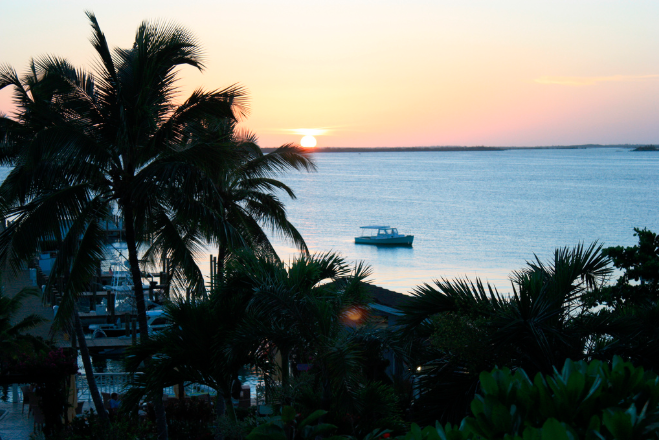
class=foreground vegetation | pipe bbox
[1,228,654,439]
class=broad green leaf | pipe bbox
[410,423,423,440]
[247,423,288,440]
[307,423,338,439]
[540,419,570,440]
[603,410,633,440]
[521,426,542,440]
[299,409,327,429]
[480,371,499,396]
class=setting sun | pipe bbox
[300,135,317,148]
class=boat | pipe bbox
[89,320,126,338]
[88,309,170,338]
[354,226,414,246]
[145,309,171,333]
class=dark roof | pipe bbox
[364,284,411,309]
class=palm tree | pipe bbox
[0,14,247,439]
[0,55,114,420]
[142,119,316,298]
[1,14,315,436]
[123,291,257,427]
[398,243,612,424]
[206,121,314,265]
[230,251,375,411]
[0,288,47,370]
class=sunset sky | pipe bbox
[1,0,658,148]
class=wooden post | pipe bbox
[131,318,137,344]
[210,255,215,292]
[107,291,115,324]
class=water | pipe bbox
[263,148,659,294]
[1,147,657,295]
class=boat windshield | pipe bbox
[378,229,393,235]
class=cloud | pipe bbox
[267,125,365,136]
[535,74,659,86]
[288,128,329,136]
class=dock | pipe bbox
[55,337,135,349]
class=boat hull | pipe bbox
[355,236,414,246]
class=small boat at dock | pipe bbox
[355,226,414,246]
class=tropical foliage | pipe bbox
[399,243,613,423]
[124,251,405,437]
[0,287,46,372]
[0,12,313,439]
[370,356,659,440]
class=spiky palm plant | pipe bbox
[399,242,612,424]
[232,251,375,411]
[124,289,256,425]
[0,288,47,367]
[142,119,315,297]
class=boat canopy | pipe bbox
[360,225,390,229]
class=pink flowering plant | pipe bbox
[10,348,78,378]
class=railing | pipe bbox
[76,373,136,401]
[6,372,260,405]
[75,373,216,402]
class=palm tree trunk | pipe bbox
[217,245,226,282]
[123,205,169,440]
[280,347,290,389]
[73,307,109,422]
[320,372,332,414]
[219,384,237,422]
[123,205,149,343]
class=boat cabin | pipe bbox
[355,226,414,246]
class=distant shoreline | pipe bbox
[262,144,645,153]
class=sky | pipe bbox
[1,0,658,148]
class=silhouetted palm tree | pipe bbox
[0,55,114,420]
[124,286,257,425]
[142,119,315,297]
[399,243,611,424]
[0,288,47,367]
[230,251,375,411]
[0,13,247,438]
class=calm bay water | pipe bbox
[266,148,659,294]
[1,148,657,296]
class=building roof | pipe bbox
[364,283,411,309]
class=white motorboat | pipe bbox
[355,226,414,246]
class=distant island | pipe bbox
[263,144,648,153]
[632,145,658,151]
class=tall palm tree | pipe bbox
[0,56,113,420]
[0,13,247,439]
[142,119,315,299]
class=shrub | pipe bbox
[247,406,338,440]
[44,411,155,440]
[339,382,406,438]
[391,356,659,440]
